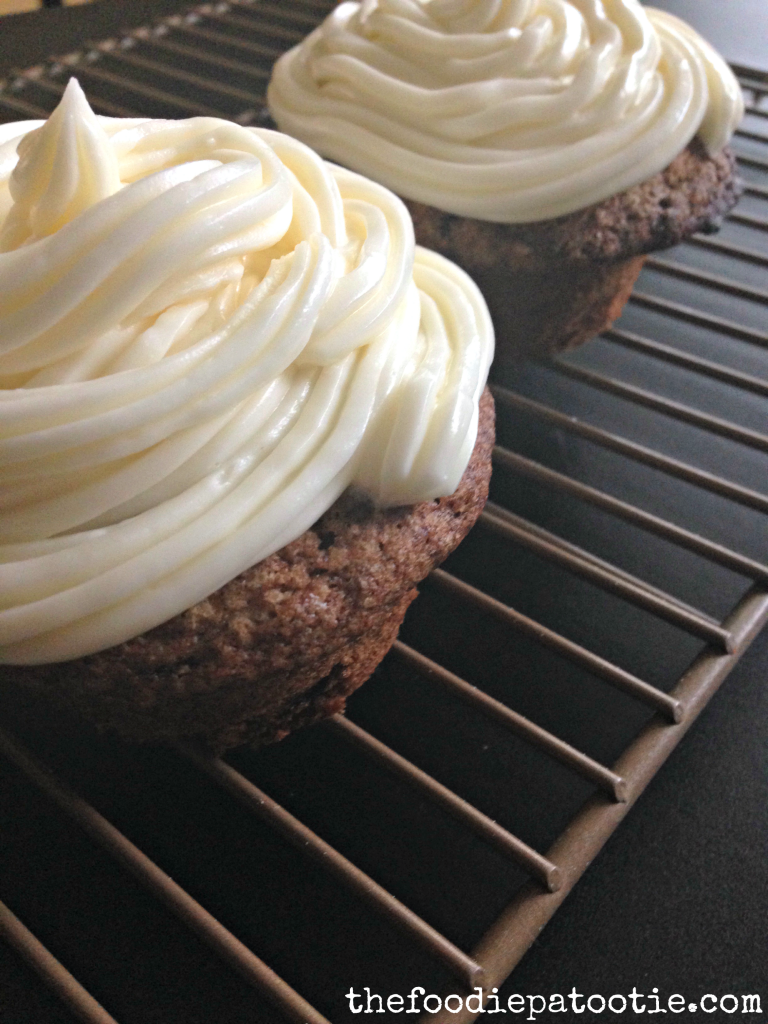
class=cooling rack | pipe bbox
[0,4,766,1023]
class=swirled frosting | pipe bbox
[0,80,493,664]
[268,0,744,222]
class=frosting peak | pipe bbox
[268,0,744,222]
[2,79,121,251]
[0,85,493,662]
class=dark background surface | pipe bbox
[0,3,765,1023]
[1,0,767,78]
[496,628,768,1017]
[0,0,195,74]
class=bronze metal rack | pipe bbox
[0,5,766,1023]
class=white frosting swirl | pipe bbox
[268,0,744,222]
[0,80,493,664]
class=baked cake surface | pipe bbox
[404,140,739,273]
[3,390,494,753]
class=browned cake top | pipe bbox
[405,141,739,272]
[4,390,494,751]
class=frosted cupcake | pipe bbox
[268,0,744,357]
[0,80,494,751]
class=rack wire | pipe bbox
[0,6,766,1023]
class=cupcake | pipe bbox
[0,80,494,752]
[267,0,744,358]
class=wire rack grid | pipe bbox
[0,5,766,1023]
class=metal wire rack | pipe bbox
[0,5,766,1023]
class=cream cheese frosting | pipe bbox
[0,80,493,664]
[268,0,744,222]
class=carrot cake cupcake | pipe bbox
[0,80,494,752]
[268,0,744,357]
